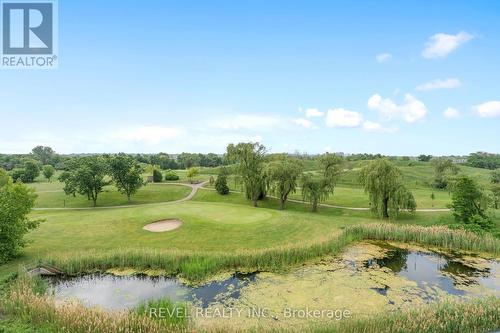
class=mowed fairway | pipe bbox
[33,183,192,208]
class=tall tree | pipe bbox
[431,158,459,189]
[42,165,55,182]
[59,156,109,207]
[300,153,343,212]
[301,175,332,212]
[186,167,200,184]
[0,169,39,264]
[359,159,416,218]
[108,153,144,202]
[450,175,492,231]
[227,142,266,207]
[266,158,303,209]
[31,146,56,165]
[215,168,230,195]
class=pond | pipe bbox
[47,242,499,326]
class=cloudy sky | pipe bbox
[1,0,499,155]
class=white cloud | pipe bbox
[304,108,324,118]
[473,101,500,118]
[362,121,397,133]
[326,108,363,128]
[376,53,392,63]
[293,118,314,129]
[422,31,473,59]
[212,115,281,130]
[443,107,460,119]
[110,126,185,144]
[367,93,428,123]
[416,78,461,91]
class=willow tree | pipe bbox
[359,159,416,218]
[431,158,458,189]
[226,142,266,207]
[266,158,303,209]
[301,153,343,212]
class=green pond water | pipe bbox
[47,242,500,328]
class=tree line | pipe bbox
[59,154,144,206]
[217,142,497,233]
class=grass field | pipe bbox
[1,162,499,332]
[33,183,192,208]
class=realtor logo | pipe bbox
[1,0,57,68]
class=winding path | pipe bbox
[33,181,449,212]
[33,181,209,211]
[199,187,451,212]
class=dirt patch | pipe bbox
[143,219,182,232]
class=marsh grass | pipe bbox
[1,275,181,333]
[135,298,188,327]
[2,276,499,333]
[43,224,500,282]
[346,223,500,255]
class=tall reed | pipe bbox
[44,223,500,282]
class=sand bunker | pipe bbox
[143,219,182,232]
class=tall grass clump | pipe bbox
[135,298,188,328]
[307,296,500,333]
[46,232,356,282]
[1,274,186,333]
[346,223,500,256]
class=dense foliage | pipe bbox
[227,142,267,207]
[58,156,109,207]
[301,153,343,212]
[152,169,163,183]
[164,170,180,181]
[0,169,39,263]
[431,158,459,189]
[359,159,416,218]
[450,175,492,232]
[266,158,303,209]
[467,152,500,170]
[215,172,230,195]
[108,154,144,202]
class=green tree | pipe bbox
[266,158,303,209]
[226,142,266,207]
[430,192,435,207]
[24,159,40,183]
[215,170,230,195]
[418,154,433,162]
[31,146,56,165]
[491,169,500,184]
[152,169,163,183]
[108,153,144,202]
[58,156,109,207]
[164,170,180,181]
[300,153,343,212]
[42,165,55,182]
[431,158,459,189]
[301,175,332,212]
[0,169,39,264]
[450,175,492,231]
[186,167,200,184]
[491,184,500,210]
[359,159,416,218]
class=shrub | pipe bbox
[215,174,229,195]
[0,170,39,264]
[152,169,163,183]
[450,175,492,231]
[164,170,179,181]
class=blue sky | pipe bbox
[1,0,499,155]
